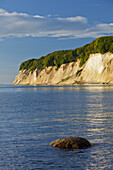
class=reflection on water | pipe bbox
[0,85,113,169]
[18,84,113,91]
[2,84,113,92]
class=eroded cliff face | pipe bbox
[12,52,113,85]
[81,52,113,84]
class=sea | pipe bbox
[0,84,113,170]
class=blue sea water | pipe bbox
[0,84,113,169]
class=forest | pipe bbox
[19,35,113,71]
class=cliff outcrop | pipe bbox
[13,52,113,85]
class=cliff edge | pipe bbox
[12,35,113,85]
[13,52,113,85]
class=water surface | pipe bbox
[0,84,113,169]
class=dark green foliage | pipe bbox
[61,76,71,82]
[19,59,35,70]
[19,35,113,71]
[76,69,83,76]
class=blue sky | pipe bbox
[0,0,113,84]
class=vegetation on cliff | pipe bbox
[19,35,113,71]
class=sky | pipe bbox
[0,0,113,84]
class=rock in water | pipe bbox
[50,136,92,149]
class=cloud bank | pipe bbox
[0,9,113,40]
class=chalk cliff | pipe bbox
[13,52,113,85]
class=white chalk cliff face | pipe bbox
[81,52,113,84]
[12,52,113,85]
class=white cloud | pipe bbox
[33,15,45,19]
[0,8,28,17]
[47,14,52,17]
[57,16,88,23]
[0,8,113,40]
[109,23,113,26]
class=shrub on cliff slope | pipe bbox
[19,35,113,71]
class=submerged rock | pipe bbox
[50,136,92,149]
